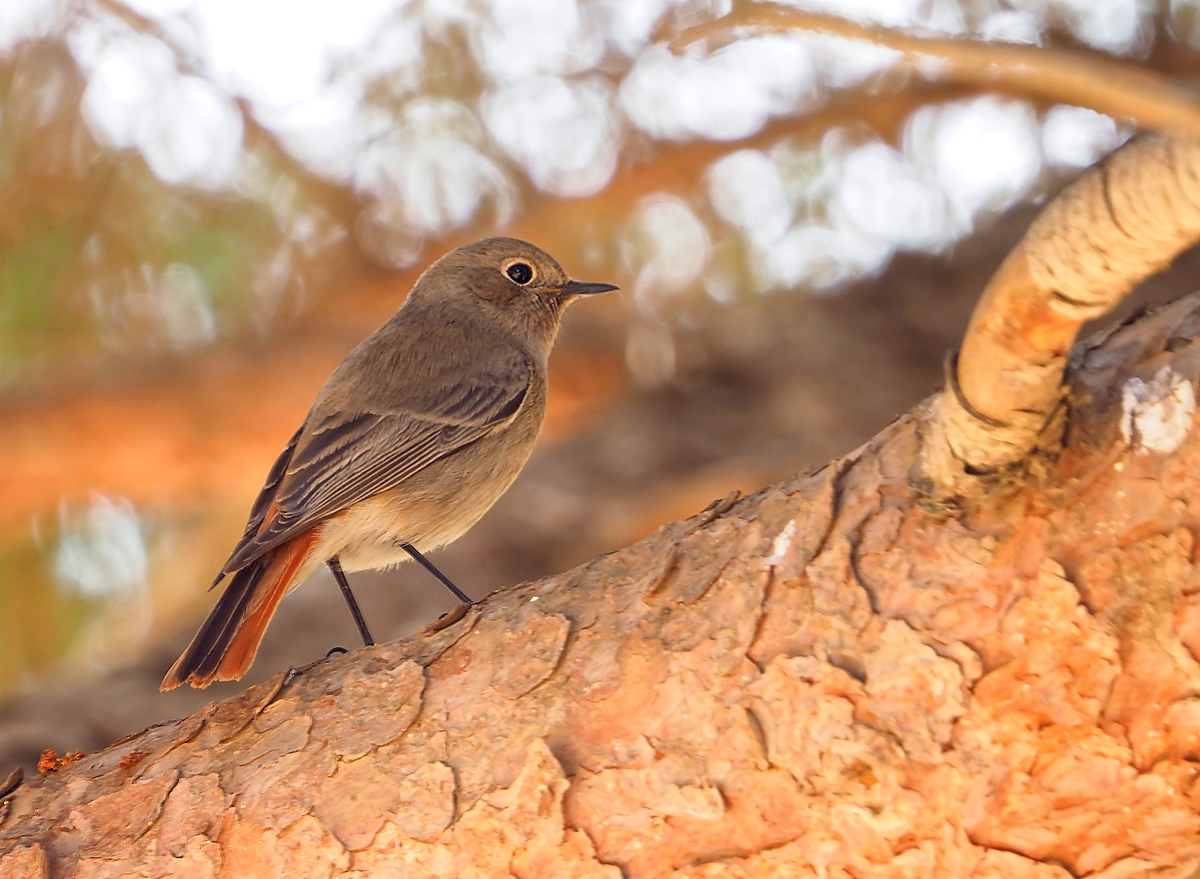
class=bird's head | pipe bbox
[408,237,617,355]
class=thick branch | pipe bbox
[918,135,1200,507]
[0,335,624,533]
[4,288,1200,877]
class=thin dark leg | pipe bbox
[327,556,375,646]
[400,543,472,604]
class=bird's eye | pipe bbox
[505,262,534,285]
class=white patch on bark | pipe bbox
[1120,367,1196,455]
[765,519,797,566]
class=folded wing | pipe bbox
[220,346,531,574]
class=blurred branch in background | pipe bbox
[674,1,1200,135]
[1,0,1199,754]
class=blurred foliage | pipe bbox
[0,522,95,688]
[0,36,360,385]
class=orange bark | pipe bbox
[4,289,1200,877]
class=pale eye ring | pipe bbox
[505,261,535,285]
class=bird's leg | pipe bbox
[327,556,375,647]
[400,543,472,604]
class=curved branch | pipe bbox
[918,134,1200,507]
[673,1,1200,136]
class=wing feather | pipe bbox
[221,347,531,573]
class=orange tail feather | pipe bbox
[215,535,314,681]
[161,529,320,690]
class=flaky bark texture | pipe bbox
[6,289,1200,876]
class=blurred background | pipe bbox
[2,0,1200,772]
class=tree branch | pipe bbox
[919,134,1200,508]
[4,278,1200,879]
[678,6,1200,510]
[673,0,1200,136]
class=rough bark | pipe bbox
[5,282,1200,876]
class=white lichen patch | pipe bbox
[1120,366,1196,455]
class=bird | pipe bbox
[161,237,617,690]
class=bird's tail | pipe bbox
[160,529,321,690]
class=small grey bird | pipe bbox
[162,237,616,690]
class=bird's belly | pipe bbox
[333,541,416,573]
[319,421,540,574]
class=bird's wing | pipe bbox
[221,347,532,573]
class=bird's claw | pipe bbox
[325,646,349,659]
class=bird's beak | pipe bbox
[559,279,619,297]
